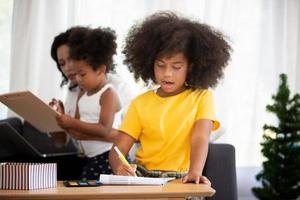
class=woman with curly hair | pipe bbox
[109,11,231,185]
[55,27,122,180]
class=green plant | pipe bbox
[252,74,300,200]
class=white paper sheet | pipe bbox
[99,174,175,185]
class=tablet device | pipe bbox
[0,91,63,132]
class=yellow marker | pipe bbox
[114,146,131,168]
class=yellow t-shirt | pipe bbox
[119,89,219,172]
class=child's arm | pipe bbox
[109,131,136,176]
[182,119,212,185]
[56,88,121,142]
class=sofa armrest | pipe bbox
[203,143,238,200]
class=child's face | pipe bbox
[56,45,76,83]
[72,60,106,93]
[154,52,189,96]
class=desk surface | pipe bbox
[0,179,215,200]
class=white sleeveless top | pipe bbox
[77,84,122,158]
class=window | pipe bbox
[0,0,13,118]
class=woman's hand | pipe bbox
[115,164,137,176]
[49,98,65,114]
[182,171,211,185]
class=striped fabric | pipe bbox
[0,162,56,190]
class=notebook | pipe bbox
[0,91,63,133]
[0,122,78,158]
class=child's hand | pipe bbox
[182,171,211,185]
[56,114,74,129]
[49,99,65,114]
[115,164,137,176]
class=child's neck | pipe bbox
[86,80,107,96]
[156,86,187,97]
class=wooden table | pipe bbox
[0,179,215,200]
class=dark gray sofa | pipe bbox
[203,143,238,200]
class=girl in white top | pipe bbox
[54,27,121,180]
[50,27,134,146]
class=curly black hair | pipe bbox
[69,27,117,73]
[123,11,232,89]
[50,26,87,87]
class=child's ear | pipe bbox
[97,64,106,74]
[186,63,194,84]
[188,63,194,72]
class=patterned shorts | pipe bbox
[136,164,187,178]
[80,151,112,180]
